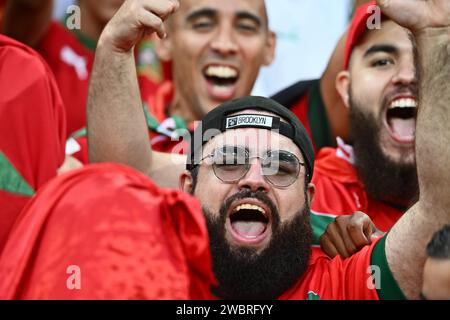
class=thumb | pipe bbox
[370,229,386,241]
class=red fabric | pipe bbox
[37,22,94,137]
[146,81,190,154]
[0,164,216,299]
[281,239,380,300]
[288,93,319,153]
[0,34,66,252]
[311,147,403,232]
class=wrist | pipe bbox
[97,27,135,56]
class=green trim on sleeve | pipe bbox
[143,105,160,131]
[307,81,335,149]
[310,211,337,246]
[70,127,87,139]
[0,152,34,196]
[371,235,407,300]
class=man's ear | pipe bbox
[336,70,351,109]
[154,33,173,62]
[307,183,316,206]
[263,31,277,66]
[180,170,194,194]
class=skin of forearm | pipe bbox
[3,0,53,47]
[386,27,450,299]
[87,36,152,175]
[414,28,450,207]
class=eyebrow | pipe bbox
[236,11,262,27]
[363,44,398,58]
[185,8,262,27]
[186,8,217,23]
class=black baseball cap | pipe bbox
[186,96,315,182]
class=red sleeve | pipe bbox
[0,163,216,300]
[281,239,381,300]
[0,35,66,251]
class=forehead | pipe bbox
[202,110,304,161]
[352,20,412,61]
[176,0,267,21]
[423,258,450,298]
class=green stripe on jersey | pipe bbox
[371,235,407,300]
[310,211,337,246]
[0,151,34,196]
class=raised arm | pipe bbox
[2,0,53,48]
[87,0,184,188]
[377,0,450,299]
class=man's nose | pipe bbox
[210,24,239,56]
[237,161,270,193]
[392,59,417,86]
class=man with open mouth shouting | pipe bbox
[310,2,420,256]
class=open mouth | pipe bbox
[203,65,240,101]
[385,97,418,144]
[226,202,271,246]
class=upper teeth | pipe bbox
[205,66,238,79]
[389,98,417,109]
[234,204,266,215]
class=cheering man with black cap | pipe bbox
[1,0,449,300]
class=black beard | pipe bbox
[204,189,312,300]
[348,96,419,209]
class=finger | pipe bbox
[347,215,371,249]
[335,217,358,255]
[370,230,386,241]
[320,235,339,258]
[139,10,167,39]
[324,222,350,258]
[143,0,180,21]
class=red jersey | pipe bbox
[309,138,404,246]
[37,21,167,137]
[0,164,405,300]
[0,35,66,253]
[280,236,404,300]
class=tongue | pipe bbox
[231,221,266,238]
[389,117,416,138]
[206,80,236,100]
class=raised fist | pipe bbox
[100,0,179,53]
[377,0,450,32]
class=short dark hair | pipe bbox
[189,166,200,193]
[426,224,450,259]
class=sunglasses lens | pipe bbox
[262,151,300,187]
[212,146,248,182]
